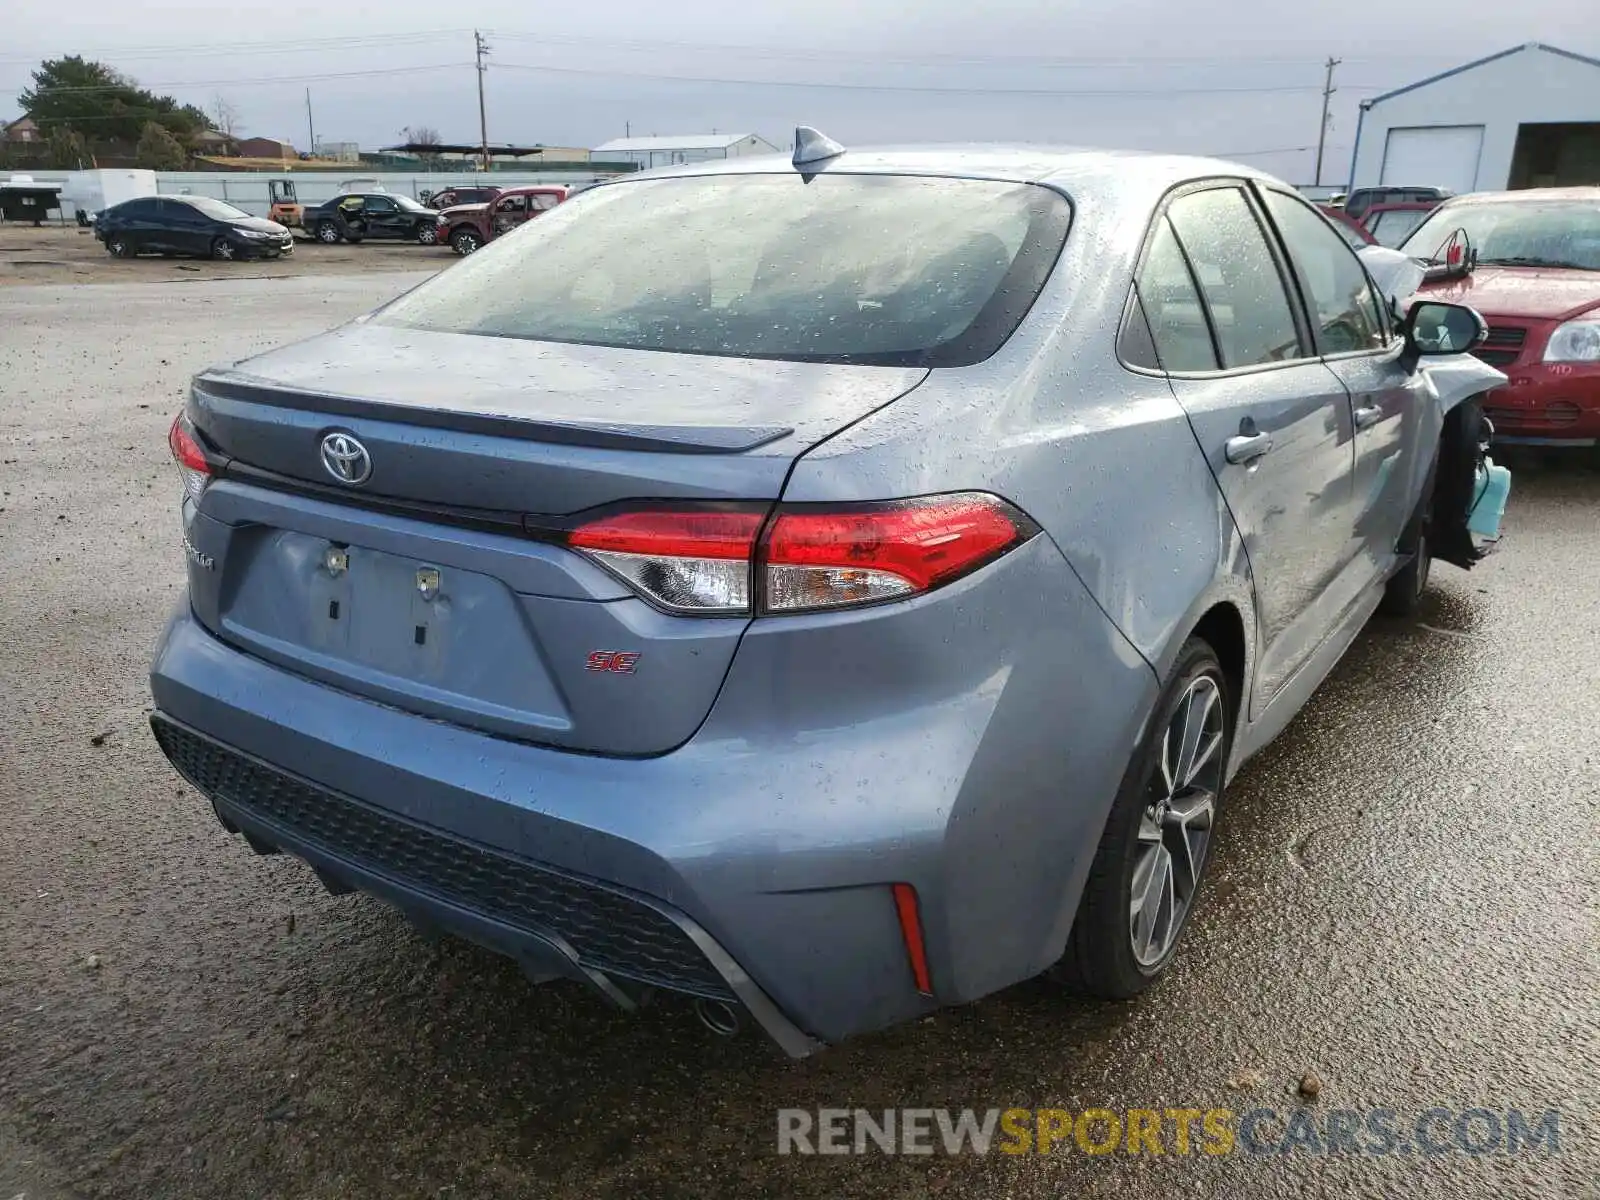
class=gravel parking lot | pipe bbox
[1,274,1596,1199]
[0,224,453,287]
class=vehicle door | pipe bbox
[489,192,529,239]
[1257,185,1427,598]
[336,195,367,236]
[114,199,161,249]
[360,195,404,238]
[143,199,184,253]
[1138,183,1362,715]
[162,199,213,255]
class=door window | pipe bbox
[1166,188,1305,369]
[1261,189,1387,353]
[529,192,561,212]
[365,197,397,214]
[1131,217,1218,372]
[497,195,529,214]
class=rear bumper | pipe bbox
[149,535,1155,1050]
[1483,362,1600,446]
[150,712,818,1055]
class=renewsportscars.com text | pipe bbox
[777,1106,1561,1157]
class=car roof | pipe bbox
[1439,186,1600,206]
[625,145,1283,209]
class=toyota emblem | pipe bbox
[319,432,371,485]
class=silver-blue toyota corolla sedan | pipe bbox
[150,135,1503,1056]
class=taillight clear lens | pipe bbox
[168,414,211,501]
[566,509,764,614]
[763,494,1035,613]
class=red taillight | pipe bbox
[561,493,1034,616]
[891,883,934,996]
[763,493,1034,613]
[168,414,211,501]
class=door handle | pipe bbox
[1354,403,1385,430]
[1225,432,1274,464]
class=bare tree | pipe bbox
[210,94,240,140]
[400,125,444,167]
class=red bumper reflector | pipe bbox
[891,882,934,996]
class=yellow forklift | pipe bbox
[268,179,303,232]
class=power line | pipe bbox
[0,28,1496,72]
[1210,144,1319,158]
[492,59,1372,96]
[0,31,471,65]
[486,30,1487,70]
[6,63,470,95]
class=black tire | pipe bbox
[1378,521,1431,617]
[1057,636,1232,998]
[316,221,341,244]
[107,234,136,258]
[450,228,481,255]
[1379,465,1435,617]
[210,237,236,262]
[415,222,439,246]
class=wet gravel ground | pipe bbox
[0,225,453,287]
[1,275,1597,1199]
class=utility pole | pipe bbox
[305,88,315,155]
[1314,56,1341,187]
[475,30,491,172]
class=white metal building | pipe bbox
[591,133,780,170]
[1349,43,1600,195]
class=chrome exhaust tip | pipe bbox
[694,997,741,1037]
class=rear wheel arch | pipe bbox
[1191,601,1247,735]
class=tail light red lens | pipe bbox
[763,494,1034,613]
[563,493,1034,617]
[567,508,765,614]
[167,414,211,501]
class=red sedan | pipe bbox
[1404,188,1600,447]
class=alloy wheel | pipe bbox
[318,223,340,244]
[1129,673,1223,967]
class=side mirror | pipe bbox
[1400,300,1487,371]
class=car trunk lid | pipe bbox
[183,323,927,755]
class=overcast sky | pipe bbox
[2,0,1595,185]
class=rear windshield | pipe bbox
[374,173,1072,366]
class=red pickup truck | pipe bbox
[436,185,568,255]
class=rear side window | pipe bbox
[1261,190,1387,354]
[1367,207,1428,248]
[1167,188,1304,369]
[1132,217,1218,372]
[375,173,1072,367]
